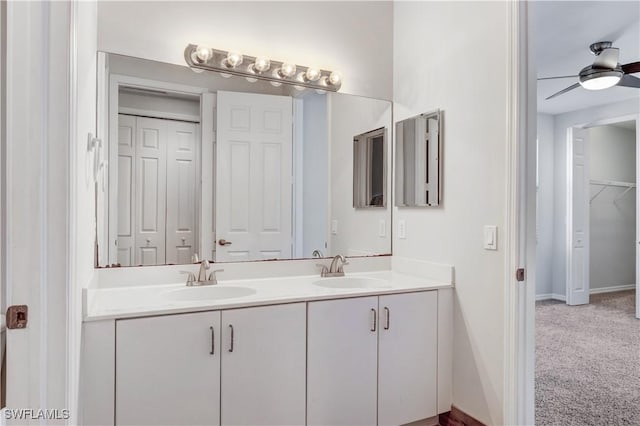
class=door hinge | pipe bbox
[516,268,525,282]
[6,305,28,329]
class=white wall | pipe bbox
[328,93,392,257]
[119,91,200,120]
[394,2,510,424]
[536,113,555,297]
[588,124,636,290]
[97,1,393,100]
[301,93,328,257]
[551,98,640,297]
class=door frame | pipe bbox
[566,113,640,315]
[99,66,208,265]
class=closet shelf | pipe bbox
[589,179,636,203]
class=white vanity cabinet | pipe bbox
[307,291,438,426]
[115,303,306,426]
[116,311,222,426]
[220,303,306,426]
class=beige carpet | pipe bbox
[536,290,640,425]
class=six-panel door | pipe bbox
[116,311,221,425]
[221,303,307,426]
[378,291,438,425]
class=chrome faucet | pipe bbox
[317,254,349,277]
[181,259,223,286]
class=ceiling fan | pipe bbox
[540,41,640,100]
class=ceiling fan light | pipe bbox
[579,70,622,90]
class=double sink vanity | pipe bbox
[81,256,453,426]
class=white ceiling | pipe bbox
[534,1,640,115]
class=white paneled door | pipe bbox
[216,91,293,262]
[116,114,199,266]
[567,127,590,305]
[134,117,168,266]
[166,120,199,264]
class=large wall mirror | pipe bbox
[395,110,442,207]
[96,53,392,267]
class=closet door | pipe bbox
[166,120,199,264]
[116,114,136,266]
[134,117,167,265]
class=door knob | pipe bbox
[218,239,233,246]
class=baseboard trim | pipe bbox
[535,293,566,301]
[590,284,636,295]
[536,285,635,302]
[438,406,486,426]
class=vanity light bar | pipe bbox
[184,44,342,92]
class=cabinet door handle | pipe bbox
[371,308,377,332]
[384,307,390,330]
[209,326,215,355]
[228,324,234,352]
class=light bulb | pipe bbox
[254,57,271,73]
[328,71,342,86]
[279,63,297,78]
[579,75,621,90]
[193,45,213,63]
[304,68,321,82]
[224,52,243,68]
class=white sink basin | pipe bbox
[313,277,391,289]
[163,286,256,302]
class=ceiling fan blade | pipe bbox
[593,47,619,69]
[622,61,640,74]
[537,75,578,81]
[618,74,640,88]
[545,83,581,100]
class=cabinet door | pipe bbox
[378,291,438,425]
[221,303,306,426]
[307,296,379,426]
[116,311,221,426]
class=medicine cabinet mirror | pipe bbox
[395,110,442,207]
[353,128,387,208]
[95,53,392,267]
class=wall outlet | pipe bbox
[331,219,338,235]
[378,220,386,237]
[398,219,406,239]
[484,225,497,250]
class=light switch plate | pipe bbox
[378,220,386,237]
[398,219,406,239]
[484,225,497,250]
[331,220,338,235]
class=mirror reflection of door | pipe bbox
[116,112,200,266]
[215,91,293,262]
[353,128,387,208]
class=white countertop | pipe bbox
[84,271,453,321]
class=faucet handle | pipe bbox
[180,271,196,286]
[316,264,329,277]
[208,269,224,283]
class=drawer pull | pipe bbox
[384,307,390,330]
[371,308,377,332]
[228,324,234,352]
[209,326,215,355]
